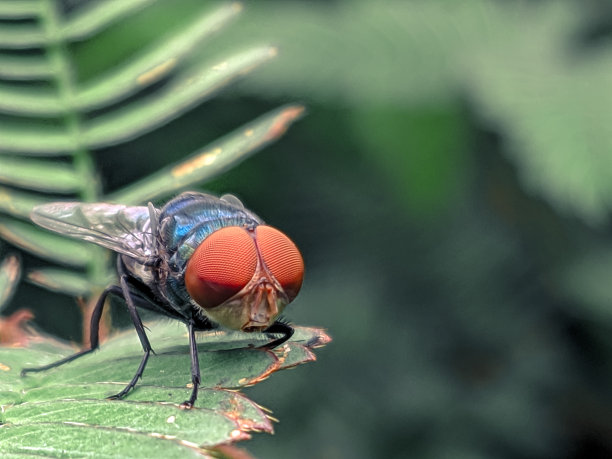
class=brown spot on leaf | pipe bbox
[263,106,305,143]
[137,58,177,85]
[171,148,222,178]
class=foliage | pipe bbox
[183,1,612,458]
[0,0,312,456]
[211,0,612,225]
[0,0,303,305]
[4,0,612,458]
[0,322,330,456]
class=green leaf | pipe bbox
[276,326,331,370]
[0,218,93,267]
[0,254,20,310]
[225,0,612,225]
[0,186,46,220]
[26,268,95,297]
[0,53,54,80]
[216,0,493,106]
[0,424,211,458]
[0,122,78,155]
[0,157,82,193]
[0,322,330,454]
[82,46,277,148]
[0,22,45,49]
[62,0,160,41]
[75,2,242,111]
[463,4,612,225]
[109,104,305,204]
[6,400,252,446]
[0,1,40,19]
[0,83,62,116]
[0,0,302,354]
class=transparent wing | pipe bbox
[220,193,245,209]
[31,202,153,261]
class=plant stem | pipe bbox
[40,0,111,340]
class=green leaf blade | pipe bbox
[23,385,274,435]
[0,124,77,155]
[0,54,54,80]
[6,399,248,447]
[0,218,93,267]
[0,157,82,193]
[82,46,277,148]
[13,323,328,391]
[76,2,242,111]
[0,23,45,49]
[62,0,161,41]
[0,322,328,453]
[464,11,612,225]
[0,186,46,220]
[109,104,305,204]
[0,1,41,19]
[0,424,209,458]
[0,84,63,116]
[36,341,280,390]
[0,340,75,386]
[26,268,95,297]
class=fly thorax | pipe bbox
[121,254,154,286]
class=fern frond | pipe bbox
[110,104,305,204]
[0,23,45,49]
[0,157,82,192]
[0,186,48,220]
[0,1,41,20]
[0,53,54,80]
[0,122,78,155]
[26,268,95,297]
[0,218,93,267]
[0,84,61,116]
[0,1,302,310]
[75,3,241,111]
[83,46,276,147]
[62,0,160,41]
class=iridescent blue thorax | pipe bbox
[152,192,262,316]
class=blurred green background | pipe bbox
[4,0,612,457]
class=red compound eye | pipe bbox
[255,226,304,301]
[185,226,257,309]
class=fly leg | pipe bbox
[107,274,153,400]
[180,319,201,410]
[21,285,120,376]
[260,321,294,349]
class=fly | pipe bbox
[21,192,304,409]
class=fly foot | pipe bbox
[179,400,194,410]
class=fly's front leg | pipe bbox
[21,285,120,376]
[180,319,201,410]
[259,321,294,349]
[107,275,153,400]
